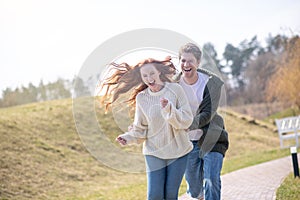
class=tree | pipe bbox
[37,80,47,101]
[266,36,300,109]
[244,52,278,103]
[0,78,72,108]
[72,76,91,98]
[1,88,18,107]
[54,78,71,99]
[265,34,288,55]
[202,42,223,71]
[235,34,289,105]
[223,36,260,90]
[45,79,71,100]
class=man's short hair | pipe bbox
[178,43,202,62]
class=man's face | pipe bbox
[179,52,200,80]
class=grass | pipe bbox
[0,98,296,199]
[219,109,290,174]
[276,171,300,200]
[265,106,300,122]
[0,99,146,200]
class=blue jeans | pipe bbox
[145,154,188,200]
[185,141,223,200]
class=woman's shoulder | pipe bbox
[136,89,148,100]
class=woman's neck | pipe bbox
[150,83,165,92]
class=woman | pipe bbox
[99,57,193,200]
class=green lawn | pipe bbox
[276,171,300,200]
[0,99,297,199]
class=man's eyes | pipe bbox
[181,59,195,64]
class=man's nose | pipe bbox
[183,61,189,67]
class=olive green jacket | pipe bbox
[175,68,229,157]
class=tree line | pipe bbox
[203,34,299,109]
[1,33,299,109]
[0,77,90,108]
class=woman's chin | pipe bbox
[148,86,155,91]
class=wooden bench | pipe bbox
[275,116,300,148]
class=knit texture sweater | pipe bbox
[119,82,193,159]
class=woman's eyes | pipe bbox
[143,72,155,77]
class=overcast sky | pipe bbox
[1,0,300,92]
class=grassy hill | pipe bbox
[0,99,291,199]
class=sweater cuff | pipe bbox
[119,132,136,145]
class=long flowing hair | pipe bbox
[98,56,177,111]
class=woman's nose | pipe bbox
[148,77,154,82]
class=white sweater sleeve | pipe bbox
[119,98,148,144]
[161,84,193,130]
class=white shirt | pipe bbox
[179,72,209,141]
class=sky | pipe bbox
[0,0,300,93]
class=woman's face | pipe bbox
[140,64,164,92]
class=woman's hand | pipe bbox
[116,136,127,145]
[160,97,168,108]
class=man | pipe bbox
[175,43,229,200]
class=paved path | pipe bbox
[179,153,300,200]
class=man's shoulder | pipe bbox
[197,68,223,85]
[197,68,214,77]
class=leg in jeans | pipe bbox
[185,141,204,198]
[165,154,188,199]
[203,152,223,200]
[145,155,166,200]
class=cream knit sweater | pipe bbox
[119,82,193,159]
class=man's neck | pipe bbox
[183,73,199,85]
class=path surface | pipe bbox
[179,153,300,200]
